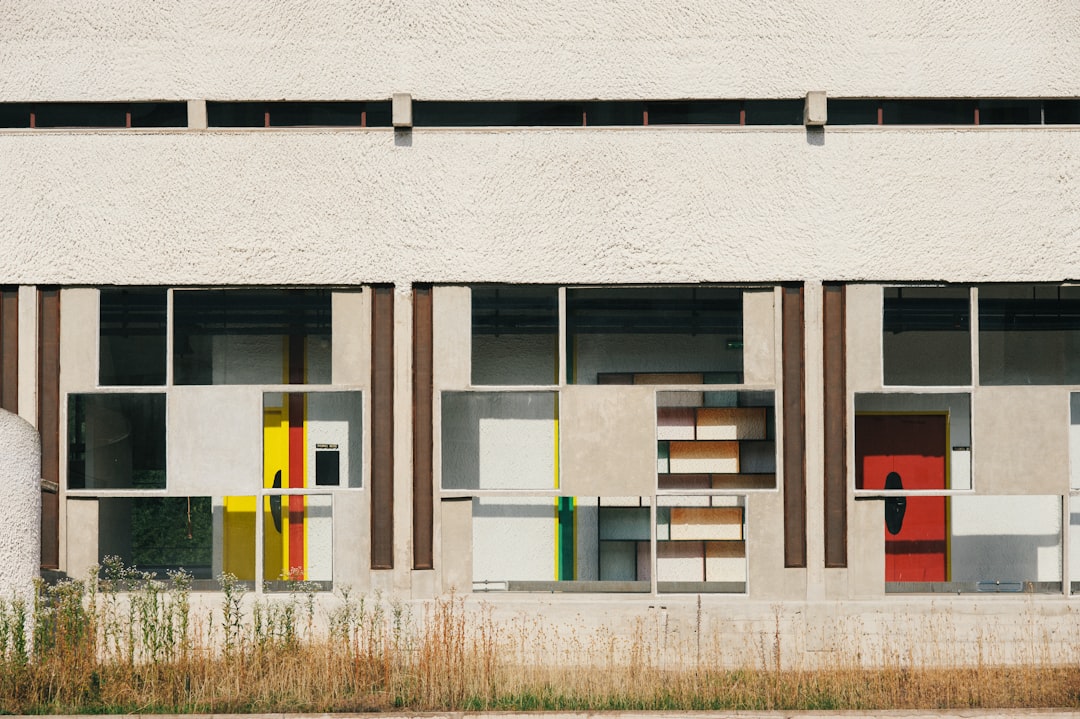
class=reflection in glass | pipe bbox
[97,496,214,580]
[567,287,743,384]
[979,285,1080,385]
[173,289,331,385]
[883,287,971,385]
[67,393,166,489]
[99,288,167,386]
[472,286,558,385]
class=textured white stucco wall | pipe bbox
[1,128,1078,285]
[1,1,1078,100]
[0,410,40,599]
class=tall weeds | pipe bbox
[0,563,1076,714]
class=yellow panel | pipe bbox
[222,496,256,580]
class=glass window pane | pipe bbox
[854,393,972,491]
[1044,100,1080,124]
[263,391,362,489]
[978,100,1041,125]
[1071,393,1080,491]
[34,103,127,128]
[882,100,976,125]
[567,287,742,384]
[656,498,746,593]
[97,496,214,580]
[129,103,188,128]
[883,287,971,385]
[268,102,365,127]
[0,103,32,128]
[657,390,775,491]
[472,496,650,591]
[472,286,558,385]
[262,494,332,589]
[99,288,167,386]
[582,101,644,126]
[173,289,332,385]
[744,99,803,125]
[206,102,265,127]
[647,101,740,125]
[827,99,879,125]
[441,391,557,490]
[978,285,1080,385]
[67,393,166,490]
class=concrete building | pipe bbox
[2,2,1080,657]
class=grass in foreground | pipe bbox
[0,563,1077,714]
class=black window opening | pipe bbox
[0,102,188,129]
[471,285,559,386]
[173,289,333,385]
[206,101,392,128]
[829,98,1080,126]
[978,285,1080,385]
[100,288,168,386]
[67,393,167,490]
[566,287,744,385]
[883,287,972,386]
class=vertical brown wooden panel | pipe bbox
[823,283,848,568]
[782,284,806,568]
[370,286,395,569]
[412,285,434,570]
[38,288,61,570]
[0,288,17,413]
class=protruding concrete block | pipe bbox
[804,91,827,126]
[187,99,208,129]
[392,93,413,128]
[0,409,41,600]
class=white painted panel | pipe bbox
[472,496,554,584]
[949,495,1061,583]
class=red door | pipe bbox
[855,414,947,582]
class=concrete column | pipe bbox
[802,280,826,599]
[16,286,36,426]
[0,409,41,599]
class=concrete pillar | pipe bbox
[0,409,41,599]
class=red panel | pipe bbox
[288,392,305,577]
[856,414,947,582]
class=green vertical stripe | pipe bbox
[557,496,575,580]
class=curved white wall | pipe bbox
[0,410,40,599]
[1,127,1078,285]
[0,1,1078,101]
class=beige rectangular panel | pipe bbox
[668,440,739,473]
[432,286,470,389]
[743,288,776,385]
[168,385,262,496]
[973,386,1068,494]
[845,284,882,392]
[696,407,767,440]
[746,491,805,599]
[331,290,370,386]
[848,495,885,597]
[332,491,369,590]
[669,507,743,540]
[657,406,695,440]
[65,497,98,580]
[559,385,656,496]
[440,497,472,593]
[59,288,98,393]
[705,541,746,582]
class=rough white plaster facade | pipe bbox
[0,410,40,599]
[1,129,1079,285]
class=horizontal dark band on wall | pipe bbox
[0,102,187,129]
[3,99,1079,130]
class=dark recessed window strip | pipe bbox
[0,102,187,129]
[206,101,391,127]
[3,99,1078,129]
[829,98,1080,125]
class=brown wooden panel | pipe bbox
[0,288,17,413]
[370,286,394,569]
[781,284,806,568]
[412,285,434,570]
[823,283,847,568]
[38,288,61,569]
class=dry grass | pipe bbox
[0,565,1077,714]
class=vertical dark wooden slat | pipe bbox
[0,288,18,413]
[371,286,395,569]
[823,284,848,568]
[412,285,434,570]
[782,284,807,568]
[38,288,61,570]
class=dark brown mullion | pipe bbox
[823,283,847,568]
[38,288,61,570]
[412,285,434,570]
[0,288,17,413]
[371,285,395,569]
[781,284,807,568]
